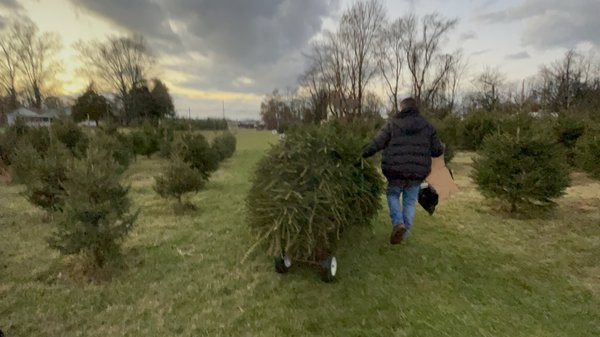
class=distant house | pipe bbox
[6,107,79,127]
[7,107,59,127]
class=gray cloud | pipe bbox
[460,31,477,42]
[168,0,339,66]
[69,0,180,46]
[471,49,491,56]
[67,0,339,95]
[506,51,530,60]
[0,0,21,10]
[479,0,600,49]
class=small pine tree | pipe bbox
[12,139,70,212]
[94,132,133,173]
[575,130,600,179]
[154,157,206,204]
[0,118,29,165]
[212,131,237,162]
[554,113,586,166]
[461,112,500,151]
[50,117,89,157]
[130,124,160,159]
[48,145,137,267]
[472,131,570,212]
[174,132,219,179]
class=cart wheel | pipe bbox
[320,256,337,282]
[274,254,292,274]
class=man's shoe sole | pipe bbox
[390,225,406,245]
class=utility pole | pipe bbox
[222,100,225,120]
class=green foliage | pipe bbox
[472,131,570,212]
[25,127,51,155]
[0,118,30,165]
[93,132,133,173]
[554,113,586,165]
[212,131,237,161]
[246,123,384,260]
[47,145,137,267]
[154,157,206,204]
[157,124,175,158]
[174,132,220,179]
[461,112,500,151]
[431,115,463,163]
[150,79,175,119]
[164,118,228,131]
[50,117,89,157]
[12,140,70,212]
[130,122,160,159]
[71,83,111,125]
[575,129,600,179]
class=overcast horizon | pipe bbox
[1,0,599,120]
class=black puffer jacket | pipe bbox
[362,107,444,187]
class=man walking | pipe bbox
[362,97,444,244]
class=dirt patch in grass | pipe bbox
[0,165,11,185]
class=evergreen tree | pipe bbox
[50,117,88,157]
[12,139,70,212]
[71,83,111,126]
[174,132,219,179]
[48,145,137,267]
[212,131,237,162]
[575,129,600,179]
[472,131,570,212]
[154,156,206,205]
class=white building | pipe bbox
[6,107,75,127]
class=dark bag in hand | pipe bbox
[418,184,439,215]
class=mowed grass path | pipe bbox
[1,129,599,336]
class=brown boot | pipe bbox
[390,224,406,245]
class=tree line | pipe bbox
[0,18,175,126]
[261,0,600,129]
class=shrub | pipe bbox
[554,113,586,166]
[154,157,206,204]
[461,112,500,151]
[47,145,137,267]
[25,127,51,155]
[575,129,600,179]
[50,117,88,157]
[94,132,133,173]
[12,140,70,212]
[246,123,384,260]
[158,124,175,159]
[173,132,220,179]
[212,131,237,162]
[130,129,159,159]
[0,118,30,165]
[472,131,570,212]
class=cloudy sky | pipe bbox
[1,0,599,119]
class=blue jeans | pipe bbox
[386,185,421,239]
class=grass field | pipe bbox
[1,129,599,336]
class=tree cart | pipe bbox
[246,123,384,282]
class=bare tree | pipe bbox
[469,66,505,111]
[12,21,62,110]
[427,50,467,116]
[537,49,586,111]
[377,18,405,113]
[299,44,331,123]
[400,13,458,107]
[0,27,20,112]
[77,35,155,124]
[338,0,386,117]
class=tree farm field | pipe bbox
[1,129,599,337]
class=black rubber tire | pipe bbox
[320,256,337,283]
[274,255,291,274]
